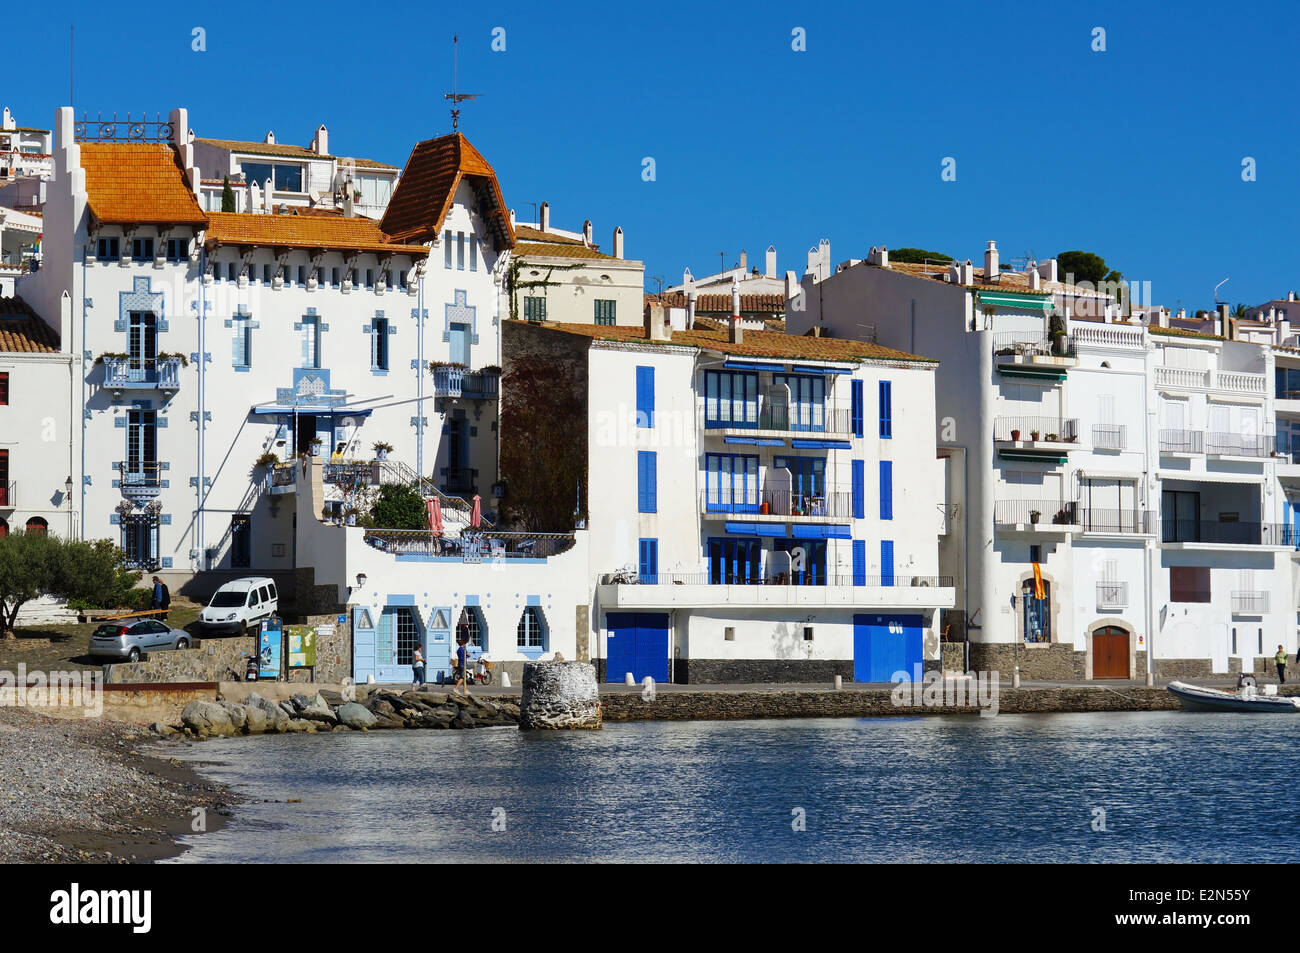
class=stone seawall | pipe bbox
[600,685,1184,721]
[104,637,254,684]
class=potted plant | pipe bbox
[344,506,359,526]
[1010,429,1021,441]
[156,351,190,366]
[1029,509,1041,525]
[1046,433,1059,442]
[309,438,324,458]
[1049,314,1068,356]
[372,440,393,462]
[1030,430,1040,441]
[92,351,129,365]
[255,451,279,469]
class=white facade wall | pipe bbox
[0,350,74,538]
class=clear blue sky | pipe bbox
[11,0,1297,309]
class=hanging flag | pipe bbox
[1031,562,1045,601]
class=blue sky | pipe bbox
[11,0,1298,308]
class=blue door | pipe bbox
[449,322,471,367]
[606,612,669,683]
[853,614,923,683]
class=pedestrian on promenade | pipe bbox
[412,643,426,689]
[150,576,168,615]
[1275,645,1288,684]
[454,627,471,696]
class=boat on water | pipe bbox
[1167,677,1300,713]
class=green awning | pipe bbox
[996,366,1068,381]
[999,449,1068,464]
[977,291,1053,312]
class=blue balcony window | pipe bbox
[638,538,659,584]
[774,374,826,431]
[703,370,758,428]
[705,453,759,512]
[637,451,658,513]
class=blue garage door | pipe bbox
[853,614,924,683]
[606,612,669,683]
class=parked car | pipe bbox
[199,576,279,635]
[89,619,191,662]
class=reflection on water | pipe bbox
[166,713,1300,863]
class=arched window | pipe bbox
[458,606,485,650]
[517,606,547,653]
[24,517,47,536]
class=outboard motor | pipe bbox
[1237,672,1258,697]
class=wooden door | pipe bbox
[1093,626,1129,679]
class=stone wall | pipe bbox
[29,686,220,724]
[1152,657,1213,679]
[968,643,1078,680]
[104,635,256,684]
[941,643,966,672]
[673,658,854,684]
[287,613,352,684]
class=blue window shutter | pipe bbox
[851,460,865,519]
[879,460,893,520]
[851,380,864,437]
[881,540,895,586]
[852,540,866,586]
[879,380,892,438]
[635,365,654,428]
[639,538,659,582]
[638,451,658,513]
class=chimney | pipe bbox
[645,302,670,342]
[311,124,329,156]
[582,219,593,247]
[819,238,831,279]
[1028,268,1041,291]
[342,185,354,218]
[731,278,741,319]
[1177,307,1186,319]
[984,241,999,281]
[1280,319,1292,344]
[612,226,624,260]
[509,208,516,226]
[539,201,549,233]
[265,130,275,144]
[682,267,694,292]
[739,249,748,273]
[1037,258,1058,283]
[867,246,889,268]
[960,259,974,285]
[729,315,743,344]
[806,245,820,278]
[765,245,777,278]
[1290,291,1298,302]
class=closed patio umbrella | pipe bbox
[470,494,482,529]
[426,497,444,536]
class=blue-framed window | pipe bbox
[638,538,659,584]
[852,539,866,586]
[131,237,154,261]
[165,237,188,262]
[96,237,120,261]
[881,540,895,586]
[371,317,389,371]
[705,453,759,512]
[1023,578,1050,643]
[637,450,657,513]
[774,374,826,431]
[851,379,864,437]
[595,299,617,325]
[708,537,761,585]
[851,459,865,519]
[232,315,251,368]
[457,232,466,270]
[776,538,827,585]
[879,380,893,438]
[301,316,321,368]
[469,237,479,272]
[703,370,758,428]
[636,365,654,427]
[517,606,547,652]
[773,455,825,503]
[879,460,893,520]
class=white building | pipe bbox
[507,201,643,326]
[502,308,953,683]
[791,241,1298,679]
[14,107,511,607]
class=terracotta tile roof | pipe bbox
[513,240,612,261]
[380,132,513,248]
[0,296,59,352]
[204,211,428,256]
[882,259,1101,298]
[1149,325,1225,341]
[513,225,583,245]
[196,138,397,170]
[513,320,935,364]
[647,291,787,313]
[79,143,207,226]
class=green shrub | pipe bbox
[369,482,427,530]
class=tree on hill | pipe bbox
[890,248,953,265]
[1057,250,1123,287]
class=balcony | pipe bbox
[992,332,1078,378]
[102,356,183,396]
[596,571,955,610]
[1154,365,1266,396]
[1071,326,1148,350]
[994,416,1080,460]
[0,481,12,508]
[1078,508,1155,535]
[700,489,854,522]
[1092,423,1126,451]
[1205,433,1274,459]
[432,365,500,401]
[267,462,299,495]
[700,397,853,441]
[1096,581,1128,610]
[1162,520,1297,548]
[1231,591,1270,615]
[1159,429,1203,456]
[118,461,163,501]
[363,530,573,560]
[994,499,1080,533]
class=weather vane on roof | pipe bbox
[444,35,479,131]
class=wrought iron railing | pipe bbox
[699,489,854,518]
[363,529,574,559]
[103,356,183,389]
[1096,581,1128,609]
[271,463,298,487]
[1205,433,1274,457]
[603,570,953,588]
[1231,591,1269,614]
[699,398,853,435]
[1159,429,1203,454]
[991,332,1077,359]
[993,416,1080,442]
[994,499,1079,525]
[118,461,163,487]
[0,481,12,507]
[1162,520,1297,546]
[1078,509,1155,534]
[1091,423,1126,450]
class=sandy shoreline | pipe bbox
[0,707,236,863]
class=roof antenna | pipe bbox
[444,35,479,132]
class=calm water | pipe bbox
[165,713,1300,863]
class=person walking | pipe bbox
[411,643,426,690]
[150,576,165,614]
[1275,645,1288,684]
[454,628,471,696]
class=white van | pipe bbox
[200,576,279,634]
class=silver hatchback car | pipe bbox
[89,619,192,662]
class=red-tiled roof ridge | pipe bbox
[204,211,428,255]
[380,132,513,249]
[78,142,206,227]
[0,295,60,353]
